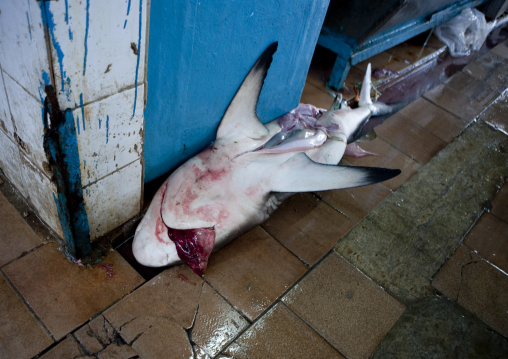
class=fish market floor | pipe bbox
[2,40,508,359]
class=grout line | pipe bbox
[0,269,56,342]
[281,301,348,358]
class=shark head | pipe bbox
[133,42,401,275]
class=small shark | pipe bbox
[133,42,400,275]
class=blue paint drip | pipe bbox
[26,12,32,40]
[132,0,143,118]
[106,115,109,143]
[83,0,90,76]
[98,118,102,129]
[80,93,85,131]
[40,2,67,92]
[69,28,73,41]
[126,0,132,15]
[76,115,80,134]
[64,0,69,24]
[123,19,128,29]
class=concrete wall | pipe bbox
[0,0,147,242]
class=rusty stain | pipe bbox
[130,42,139,56]
[14,133,30,155]
[105,63,112,73]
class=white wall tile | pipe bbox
[0,129,26,197]
[73,84,144,187]
[3,73,51,178]
[0,71,14,137]
[45,0,147,109]
[19,153,64,238]
[0,1,51,101]
[83,159,142,239]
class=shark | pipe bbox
[133,42,401,276]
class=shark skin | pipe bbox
[133,42,401,276]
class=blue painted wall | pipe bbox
[144,0,330,182]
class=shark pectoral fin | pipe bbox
[270,153,400,192]
[216,42,278,143]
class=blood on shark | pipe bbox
[133,42,401,275]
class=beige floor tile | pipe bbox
[300,82,334,109]
[398,97,467,142]
[262,193,354,266]
[318,182,393,223]
[375,112,447,164]
[343,137,421,190]
[433,245,508,337]
[424,73,500,121]
[492,182,508,223]
[104,265,248,358]
[463,212,508,274]
[3,243,144,340]
[354,51,410,78]
[479,91,508,135]
[0,274,53,358]
[224,302,343,358]
[205,227,307,321]
[283,252,405,359]
[39,336,91,359]
[491,41,508,59]
[0,191,42,266]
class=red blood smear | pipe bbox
[168,227,215,276]
[99,263,115,280]
[177,274,197,285]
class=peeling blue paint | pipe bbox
[40,2,67,93]
[64,0,69,24]
[76,115,81,134]
[83,0,90,76]
[44,92,91,257]
[69,28,73,41]
[131,0,143,118]
[79,93,85,131]
[106,115,109,143]
[39,70,52,125]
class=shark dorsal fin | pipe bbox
[270,153,401,192]
[216,42,278,143]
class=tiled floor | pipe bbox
[1,36,508,358]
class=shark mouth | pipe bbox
[167,227,215,276]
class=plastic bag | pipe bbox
[435,8,491,57]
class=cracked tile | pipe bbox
[205,227,307,321]
[0,191,42,266]
[283,252,405,359]
[223,303,343,358]
[104,265,247,358]
[74,315,121,355]
[262,193,354,266]
[433,245,508,337]
[3,243,144,340]
[372,296,508,358]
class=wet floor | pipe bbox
[1,32,508,358]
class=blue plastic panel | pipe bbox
[143,0,330,182]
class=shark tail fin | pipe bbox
[358,63,399,116]
[270,153,400,192]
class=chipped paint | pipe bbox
[132,0,143,118]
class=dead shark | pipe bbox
[133,42,400,275]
